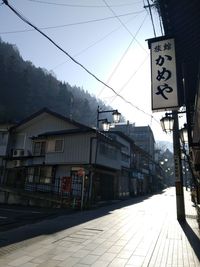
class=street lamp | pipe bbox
[160,111,185,221]
[101,119,111,131]
[160,113,174,133]
[93,107,121,198]
[112,110,121,124]
[97,106,121,130]
[180,124,188,144]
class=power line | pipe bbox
[102,0,148,54]
[97,13,148,99]
[2,0,159,125]
[144,0,156,37]
[97,2,158,123]
[2,0,150,117]
[97,38,136,98]
[0,10,145,35]
[27,0,143,8]
[109,54,149,104]
[51,13,141,71]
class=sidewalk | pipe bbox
[0,187,199,267]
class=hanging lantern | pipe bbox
[179,124,188,144]
[160,113,174,133]
[112,110,121,123]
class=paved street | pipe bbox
[0,205,52,232]
[0,187,199,267]
[0,204,74,232]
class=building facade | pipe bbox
[0,108,132,208]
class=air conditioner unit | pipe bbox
[13,149,24,157]
[14,160,21,167]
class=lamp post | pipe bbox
[101,119,111,132]
[160,110,185,221]
[179,124,188,144]
[91,106,121,204]
[95,106,121,164]
[97,106,121,130]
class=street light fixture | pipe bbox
[94,107,121,190]
[97,106,121,130]
[101,119,111,131]
[112,110,121,124]
[180,124,188,144]
[160,113,174,133]
[160,110,185,221]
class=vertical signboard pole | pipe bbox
[173,111,185,221]
[148,36,185,221]
[80,169,85,210]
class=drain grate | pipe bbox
[83,228,103,232]
[53,228,104,244]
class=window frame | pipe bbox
[33,140,46,156]
[47,139,64,153]
[26,166,53,184]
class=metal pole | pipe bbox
[81,171,85,210]
[172,110,185,221]
[97,106,100,129]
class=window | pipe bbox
[99,142,117,159]
[26,166,53,184]
[47,139,64,152]
[121,146,128,154]
[55,140,63,152]
[0,132,7,145]
[122,153,129,162]
[27,167,34,183]
[40,166,52,184]
[34,167,40,183]
[33,141,46,155]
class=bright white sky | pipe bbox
[0,0,177,145]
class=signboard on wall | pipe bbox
[150,38,179,111]
[61,176,72,194]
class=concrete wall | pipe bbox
[0,191,54,207]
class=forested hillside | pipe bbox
[0,39,112,126]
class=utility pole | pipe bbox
[144,0,156,37]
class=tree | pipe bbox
[0,39,119,126]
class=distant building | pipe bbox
[110,123,163,193]
[112,122,155,160]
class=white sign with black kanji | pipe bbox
[150,38,179,111]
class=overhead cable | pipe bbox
[27,0,143,8]
[97,38,136,98]
[51,13,141,71]
[0,10,145,35]
[97,13,148,99]
[109,54,149,104]
[2,0,150,117]
[3,0,159,125]
[103,0,148,54]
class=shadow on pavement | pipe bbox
[179,220,200,261]
[0,193,153,249]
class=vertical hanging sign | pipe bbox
[150,38,179,111]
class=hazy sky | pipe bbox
[0,0,177,145]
